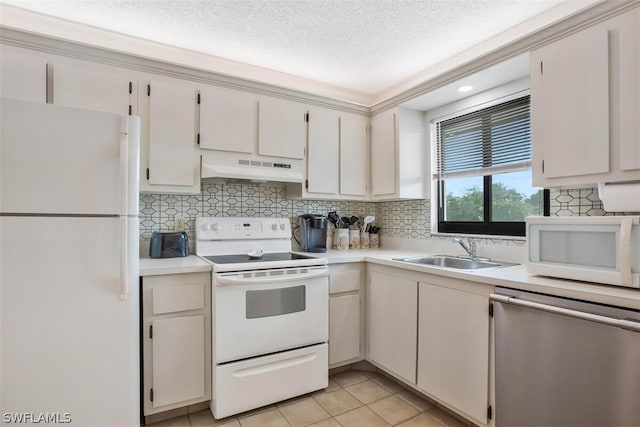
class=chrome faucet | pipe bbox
[453,237,477,259]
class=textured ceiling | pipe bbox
[2,0,582,98]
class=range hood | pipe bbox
[201,151,303,184]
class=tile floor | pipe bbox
[148,369,473,427]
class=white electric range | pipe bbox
[195,217,329,419]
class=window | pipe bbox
[435,95,548,236]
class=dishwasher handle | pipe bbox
[490,294,640,333]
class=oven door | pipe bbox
[214,266,329,363]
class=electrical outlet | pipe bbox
[174,214,186,231]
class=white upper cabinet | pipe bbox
[306,107,340,195]
[370,107,426,201]
[199,85,257,154]
[258,97,308,159]
[52,58,136,116]
[340,113,368,198]
[531,20,609,180]
[371,109,396,198]
[617,7,640,172]
[286,108,368,201]
[139,75,200,194]
[0,48,47,103]
[531,7,640,187]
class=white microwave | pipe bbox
[526,216,640,288]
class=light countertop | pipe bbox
[139,255,211,276]
[305,249,640,310]
[139,249,639,309]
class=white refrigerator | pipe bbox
[0,98,140,426]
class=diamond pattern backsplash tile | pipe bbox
[139,183,634,248]
[548,186,640,216]
[139,182,375,246]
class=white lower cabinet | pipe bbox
[329,263,364,367]
[142,272,211,416]
[366,265,492,426]
[367,269,417,384]
[417,278,491,425]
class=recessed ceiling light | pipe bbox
[457,85,473,92]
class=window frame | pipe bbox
[437,178,550,236]
[433,93,549,237]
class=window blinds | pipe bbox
[435,95,531,179]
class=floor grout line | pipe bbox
[156,368,473,427]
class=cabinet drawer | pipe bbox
[330,267,361,294]
[152,283,204,314]
[214,343,328,419]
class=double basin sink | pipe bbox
[392,255,516,270]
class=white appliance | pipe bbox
[526,216,640,287]
[200,150,303,183]
[0,98,140,425]
[195,217,329,419]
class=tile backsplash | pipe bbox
[139,183,634,250]
[140,182,374,249]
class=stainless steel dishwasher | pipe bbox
[491,287,640,427]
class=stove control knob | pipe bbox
[212,223,222,232]
[271,223,278,231]
[201,223,211,231]
[279,223,286,231]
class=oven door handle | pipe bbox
[216,268,328,286]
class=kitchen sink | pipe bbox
[392,255,516,270]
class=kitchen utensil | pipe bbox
[362,216,375,232]
[327,211,340,228]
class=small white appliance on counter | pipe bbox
[526,216,640,288]
[195,217,329,419]
[0,98,140,425]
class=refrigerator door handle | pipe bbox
[119,216,129,300]
[119,125,130,300]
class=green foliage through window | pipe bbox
[435,95,548,236]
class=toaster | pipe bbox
[149,231,189,258]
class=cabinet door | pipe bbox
[329,294,360,366]
[141,77,199,192]
[199,85,257,154]
[307,107,339,195]
[531,24,610,183]
[152,315,205,408]
[370,109,397,198]
[417,282,489,424]
[340,113,368,197]
[258,97,307,159]
[52,59,135,116]
[618,7,640,172]
[368,271,417,384]
[0,49,47,103]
